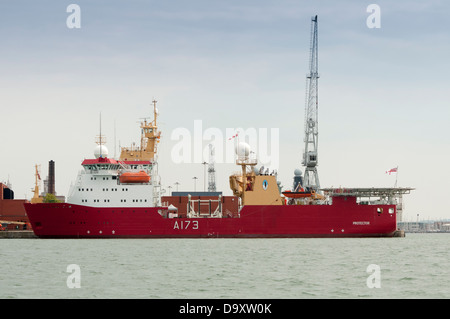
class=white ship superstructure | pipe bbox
[67,101,162,208]
[67,155,157,208]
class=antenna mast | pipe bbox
[95,112,107,157]
[302,15,320,192]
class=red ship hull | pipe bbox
[24,197,398,238]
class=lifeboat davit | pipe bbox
[119,171,151,184]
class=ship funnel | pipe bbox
[48,160,55,195]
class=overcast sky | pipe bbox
[1,0,449,220]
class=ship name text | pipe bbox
[353,221,370,225]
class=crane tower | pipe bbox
[207,144,216,192]
[302,15,320,192]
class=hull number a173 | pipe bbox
[173,220,199,230]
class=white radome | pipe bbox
[94,145,109,158]
[235,142,250,159]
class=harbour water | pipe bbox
[0,233,449,299]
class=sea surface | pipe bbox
[0,233,449,299]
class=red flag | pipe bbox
[228,132,239,140]
[385,167,397,175]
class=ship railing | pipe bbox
[286,197,330,206]
[120,145,140,152]
[321,187,414,198]
[235,158,258,166]
[358,198,395,205]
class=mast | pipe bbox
[95,113,107,158]
[31,164,43,203]
[302,15,320,192]
[119,100,161,161]
[234,143,256,206]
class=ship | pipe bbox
[24,17,414,238]
[0,182,32,231]
[24,100,413,238]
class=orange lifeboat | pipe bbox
[282,190,313,198]
[119,171,151,184]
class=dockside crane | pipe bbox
[302,15,321,193]
[208,144,216,192]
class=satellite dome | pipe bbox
[235,142,250,159]
[294,168,302,176]
[94,145,109,159]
